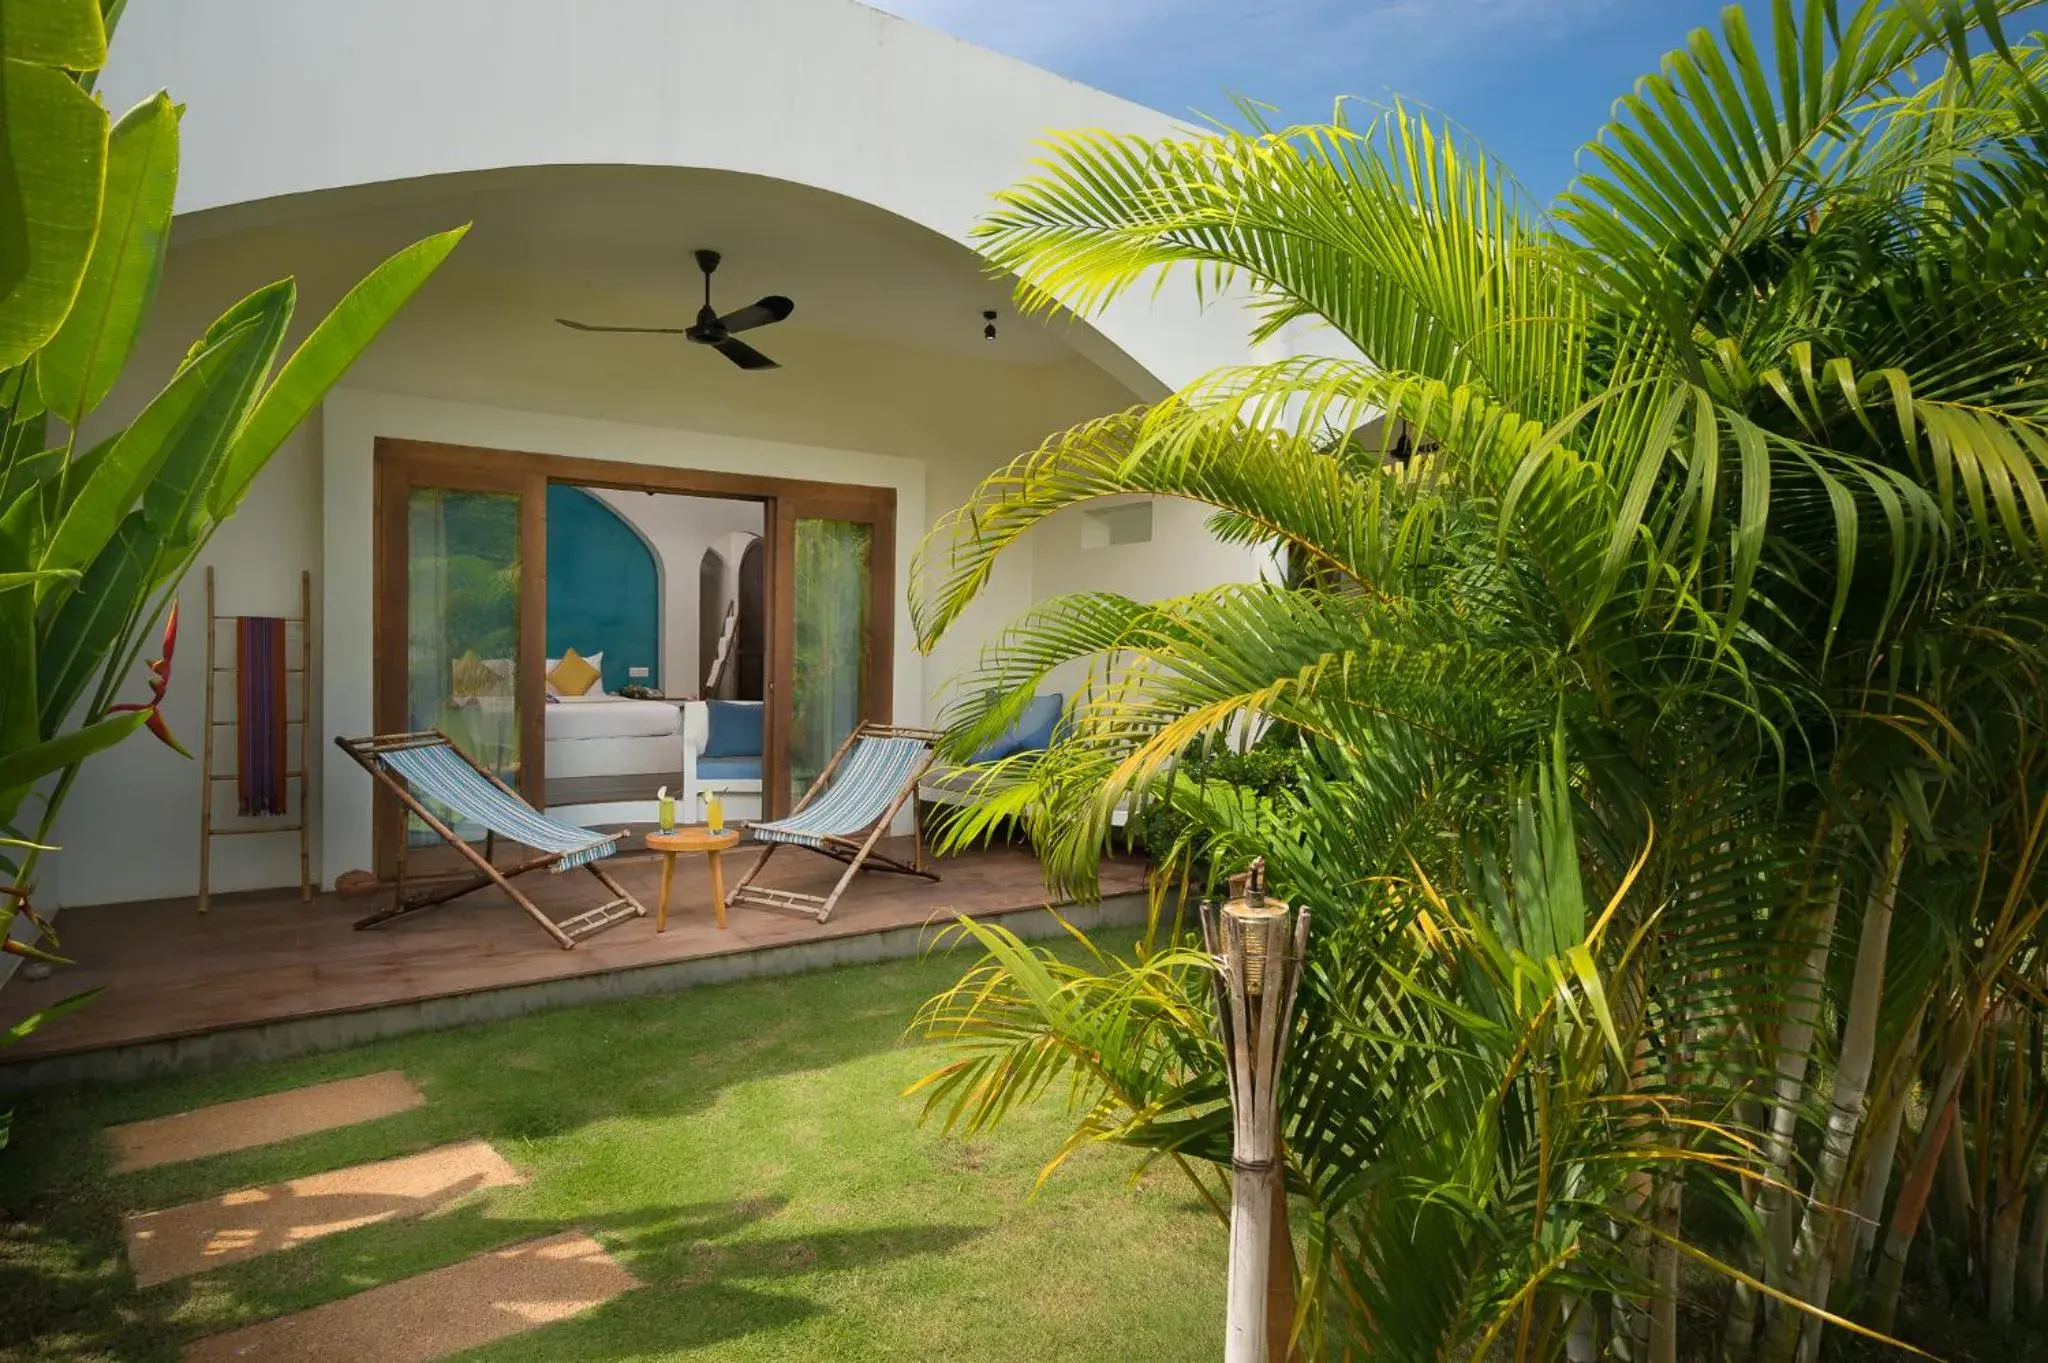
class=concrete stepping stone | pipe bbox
[125,1139,522,1286]
[107,1071,425,1173]
[180,1231,637,1362]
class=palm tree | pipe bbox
[909,2,2048,1356]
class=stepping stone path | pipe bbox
[109,1074,638,1359]
[107,1070,425,1173]
[180,1231,637,1363]
[125,1139,524,1286]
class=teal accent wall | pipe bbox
[546,485,659,691]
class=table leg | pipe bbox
[708,850,727,930]
[657,853,675,933]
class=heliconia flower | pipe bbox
[109,600,191,757]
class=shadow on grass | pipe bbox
[5,1194,986,1362]
[0,946,1020,1362]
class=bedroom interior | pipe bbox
[538,484,766,827]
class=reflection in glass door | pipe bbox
[788,517,872,806]
[406,486,522,843]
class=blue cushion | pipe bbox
[971,693,1064,763]
[703,700,763,758]
[696,756,763,781]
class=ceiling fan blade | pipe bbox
[556,318,689,334]
[713,336,779,370]
[717,296,795,334]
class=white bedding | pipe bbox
[543,697,682,742]
[546,732,682,779]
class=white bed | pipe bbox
[543,695,683,779]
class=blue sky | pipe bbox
[866,1,1742,203]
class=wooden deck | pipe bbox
[0,837,1147,1079]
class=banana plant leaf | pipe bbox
[208,226,468,519]
[36,92,179,426]
[0,709,144,794]
[36,316,271,605]
[142,280,292,548]
[0,56,108,370]
[0,0,105,70]
[35,511,147,737]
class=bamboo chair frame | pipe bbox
[725,722,942,924]
[336,731,647,949]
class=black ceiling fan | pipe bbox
[556,249,795,370]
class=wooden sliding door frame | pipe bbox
[373,437,896,857]
[371,448,545,876]
[769,489,897,818]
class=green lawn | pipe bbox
[0,939,1223,1361]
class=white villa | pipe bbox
[49,0,1281,915]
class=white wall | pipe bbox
[583,488,762,695]
[45,423,324,911]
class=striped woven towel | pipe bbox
[236,617,289,816]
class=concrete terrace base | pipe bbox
[0,894,1149,1092]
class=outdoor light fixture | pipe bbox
[1225,859,1288,996]
[983,309,998,341]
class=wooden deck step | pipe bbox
[556,898,640,941]
[125,1139,522,1286]
[107,1071,425,1173]
[181,1231,637,1362]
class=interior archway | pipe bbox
[697,547,728,696]
[544,484,660,692]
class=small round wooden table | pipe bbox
[645,826,742,932]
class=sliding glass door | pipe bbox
[375,453,544,870]
[767,492,896,818]
[377,438,898,849]
[406,488,523,819]
[788,518,873,804]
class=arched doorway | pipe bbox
[697,548,728,697]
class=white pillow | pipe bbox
[552,690,620,704]
[545,651,605,696]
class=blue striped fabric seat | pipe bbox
[751,736,929,849]
[380,743,620,872]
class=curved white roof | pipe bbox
[100,0,1259,390]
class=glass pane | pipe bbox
[790,517,871,805]
[407,487,520,844]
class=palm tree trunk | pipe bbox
[1990,1175,2027,1322]
[1618,1167,1656,1359]
[1723,880,1842,1362]
[1873,1089,1961,1329]
[1870,1009,1971,1323]
[1939,1113,1976,1266]
[2022,1175,2048,1318]
[1652,1180,1681,1363]
[1564,1296,1598,1362]
[1843,1012,1923,1277]
[1763,816,1907,1363]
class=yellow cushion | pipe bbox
[548,647,601,697]
[450,650,491,699]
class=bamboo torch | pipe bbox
[1203,858,1310,1363]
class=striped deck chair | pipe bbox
[336,732,647,949]
[726,723,941,923]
